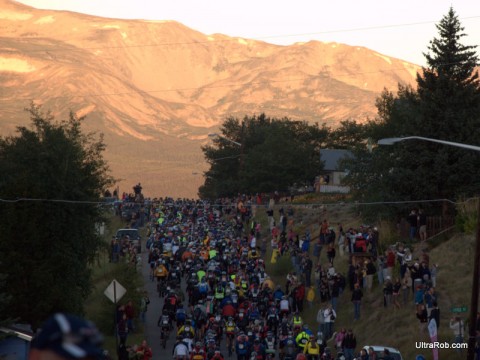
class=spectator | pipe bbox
[326,244,336,265]
[424,287,437,316]
[135,340,152,360]
[342,329,356,360]
[416,304,428,334]
[334,328,346,353]
[402,269,412,305]
[392,278,401,309]
[383,277,393,307]
[429,301,440,329]
[320,220,329,244]
[364,259,376,292]
[117,311,128,347]
[125,300,135,333]
[351,283,363,320]
[323,305,336,340]
[430,263,438,288]
[407,209,418,240]
[316,306,326,336]
[139,291,150,324]
[418,209,427,241]
[450,316,465,353]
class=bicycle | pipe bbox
[160,324,170,349]
[225,331,235,357]
[157,277,167,297]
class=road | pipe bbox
[141,251,230,360]
[141,251,166,359]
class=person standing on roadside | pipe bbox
[136,340,153,360]
[140,291,150,324]
[351,284,363,321]
[407,209,418,240]
[341,329,356,360]
[125,299,135,333]
[450,316,465,353]
[418,209,427,242]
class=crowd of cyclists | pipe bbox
[144,197,343,360]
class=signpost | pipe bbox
[451,306,468,313]
[104,280,126,356]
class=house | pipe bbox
[317,149,352,193]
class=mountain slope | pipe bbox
[0,0,420,197]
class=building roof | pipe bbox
[320,149,353,171]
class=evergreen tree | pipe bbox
[343,8,480,213]
[0,104,114,328]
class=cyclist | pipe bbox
[303,335,320,360]
[236,331,250,360]
[296,325,311,353]
[155,260,169,296]
[173,336,190,360]
[281,332,297,360]
[193,301,208,339]
[264,331,276,359]
[176,304,187,327]
[291,312,303,335]
[224,316,237,356]
[251,338,265,360]
[178,319,195,340]
[190,341,206,360]
[157,308,171,337]
[211,349,225,360]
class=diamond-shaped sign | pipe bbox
[104,279,126,304]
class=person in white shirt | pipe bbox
[173,337,190,359]
[280,296,290,316]
[323,305,337,340]
[250,235,257,249]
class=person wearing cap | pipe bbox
[29,313,104,360]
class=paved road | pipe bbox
[141,251,166,359]
[141,251,230,360]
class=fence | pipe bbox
[398,215,455,240]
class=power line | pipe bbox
[10,16,480,53]
[0,196,471,206]
[0,197,114,205]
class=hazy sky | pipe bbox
[15,0,480,66]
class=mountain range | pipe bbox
[0,0,420,197]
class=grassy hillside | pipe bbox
[85,215,145,356]
[260,196,475,360]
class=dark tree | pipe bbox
[0,104,114,328]
[343,8,480,217]
[199,114,329,198]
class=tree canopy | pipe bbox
[340,8,480,218]
[0,105,114,328]
[199,114,329,198]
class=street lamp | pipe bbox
[378,136,480,360]
[378,136,480,151]
[208,133,242,147]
